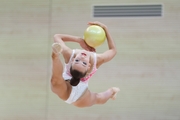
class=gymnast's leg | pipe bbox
[51,51,71,101]
[74,87,120,107]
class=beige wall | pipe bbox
[0,0,180,120]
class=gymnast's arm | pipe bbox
[53,34,75,63]
[88,22,117,68]
[54,34,95,52]
[53,34,95,62]
[54,34,83,43]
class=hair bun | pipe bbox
[70,78,80,86]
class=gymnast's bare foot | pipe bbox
[52,43,63,54]
[111,87,120,100]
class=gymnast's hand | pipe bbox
[79,38,96,52]
[88,21,107,29]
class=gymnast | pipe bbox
[51,21,120,108]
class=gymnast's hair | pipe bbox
[70,66,87,86]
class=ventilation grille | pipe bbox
[93,4,162,17]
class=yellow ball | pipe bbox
[84,25,106,48]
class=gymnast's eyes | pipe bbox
[83,62,87,65]
[75,59,87,66]
[75,59,79,62]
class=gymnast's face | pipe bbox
[71,50,91,73]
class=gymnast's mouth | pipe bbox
[81,53,87,56]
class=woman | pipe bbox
[51,21,120,108]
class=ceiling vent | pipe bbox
[93,4,162,17]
